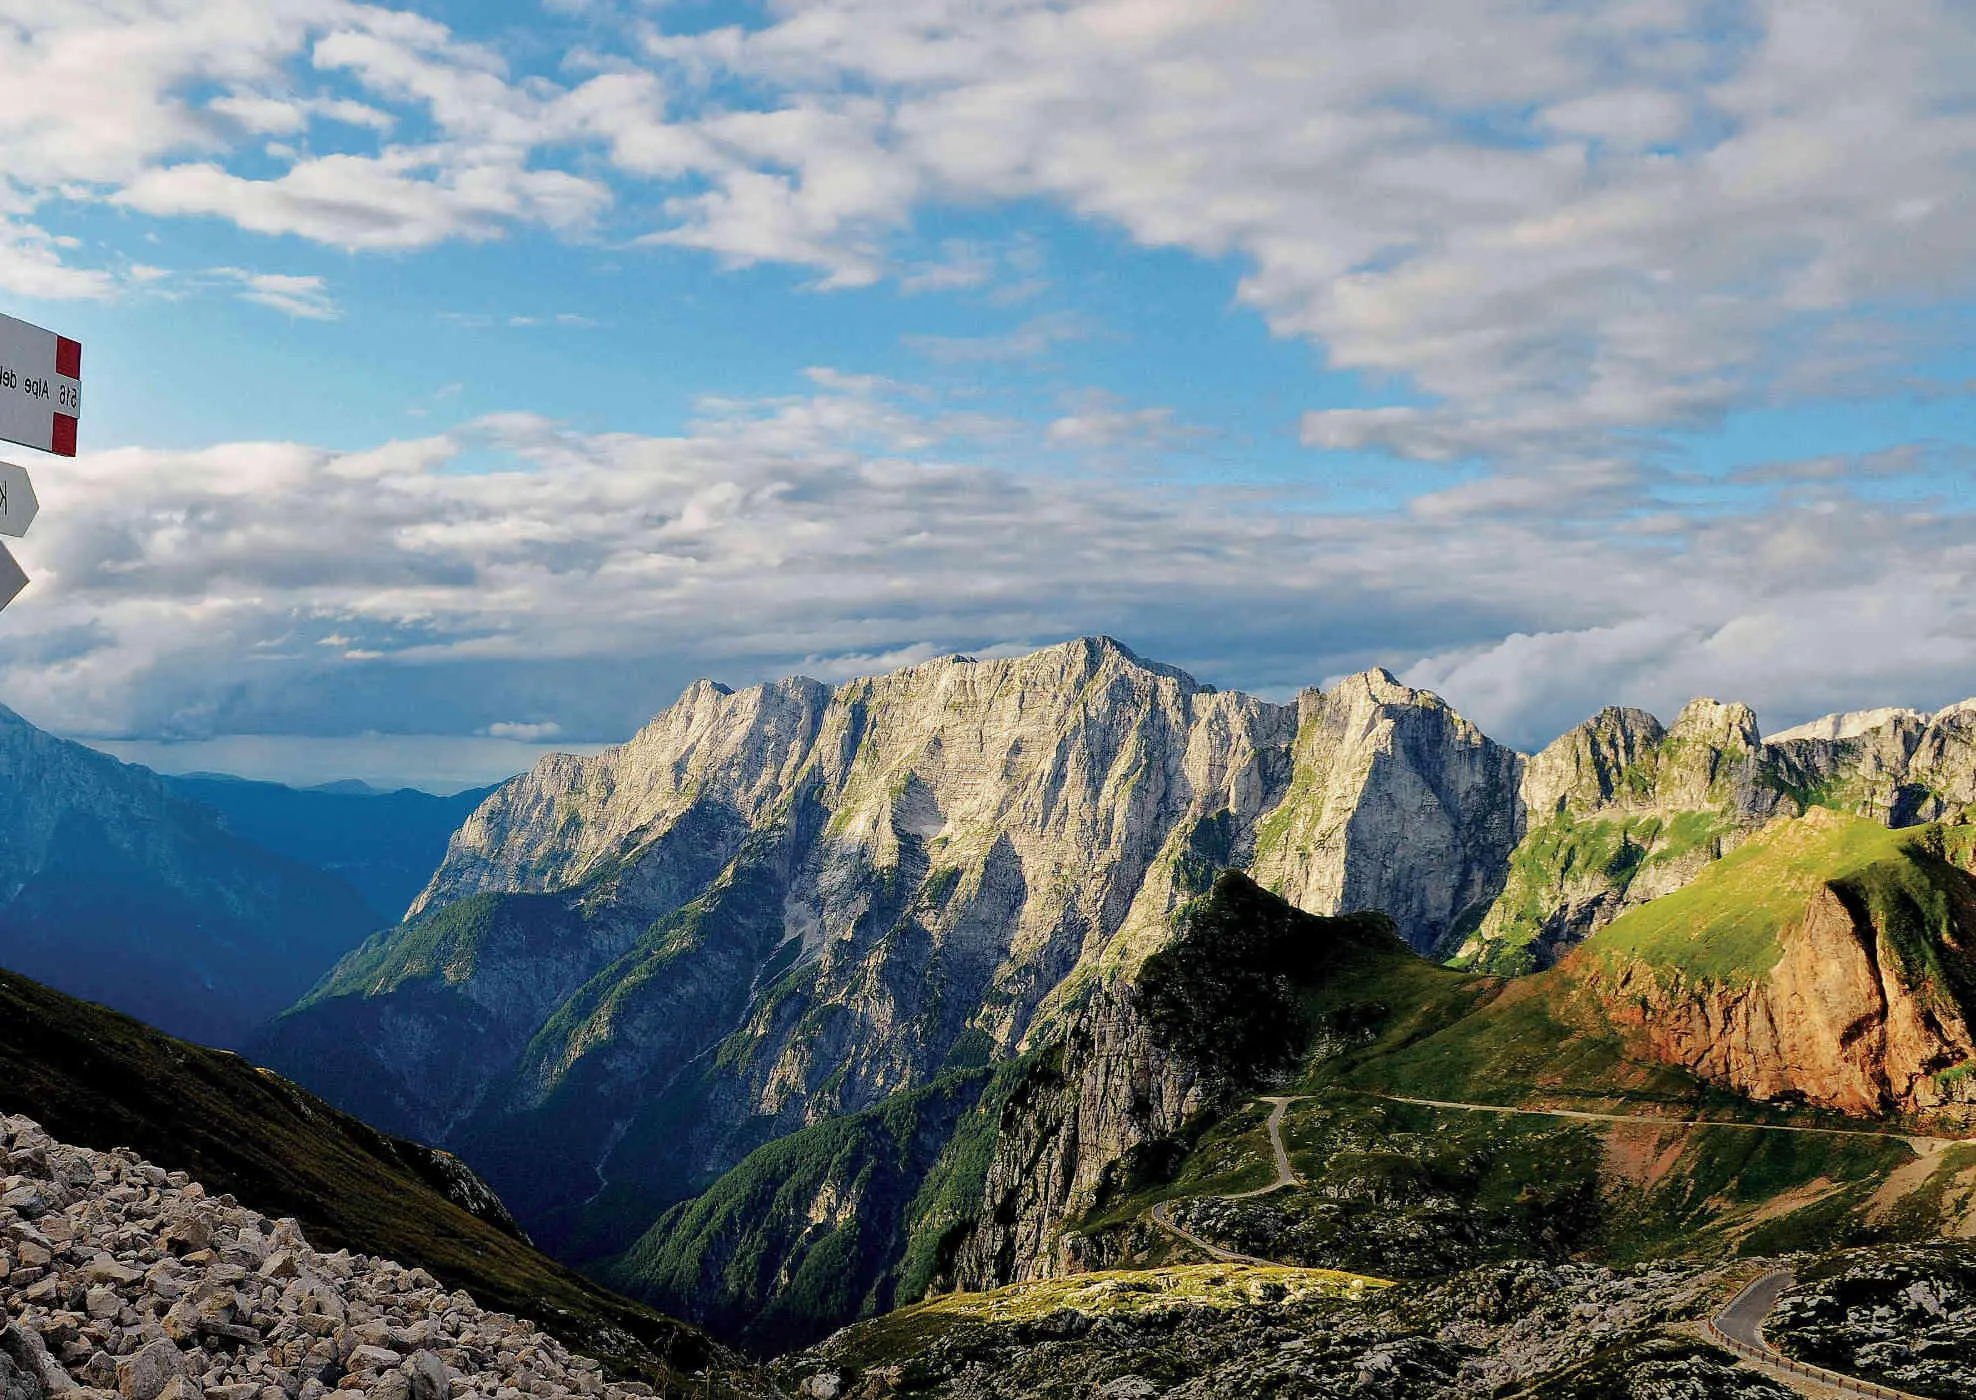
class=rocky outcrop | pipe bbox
[784,1259,1789,1400]
[1248,671,1523,957]
[1589,888,1974,1118]
[1769,1242,1976,1399]
[0,1114,756,1399]
[1578,811,1976,1121]
[950,984,1202,1290]
[1456,701,1779,973]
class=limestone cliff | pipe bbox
[950,983,1201,1290]
[1247,670,1523,957]
[261,639,1517,1248]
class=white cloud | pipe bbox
[211,267,339,319]
[117,151,610,250]
[1044,390,1200,454]
[483,720,562,741]
[0,218,119,300]
[0,370,1969,755]
[616,0,1976,458]
[904,311,1090,363]
[5,0,1969,473]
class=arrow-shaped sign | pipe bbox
[0,461,37,538]
[0,541,24,612]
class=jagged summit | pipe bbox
[1769,705,1931,745]
[261,636,1976,1298]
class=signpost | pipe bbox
[0,310,81,611]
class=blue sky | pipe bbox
[0,0,1973,790]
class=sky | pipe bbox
[0,0,1973,791]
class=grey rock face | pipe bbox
[268,641,1976,1295]
[1247,671,1523,957]
[952,984,1202,1291]
[269,640,1520,1238]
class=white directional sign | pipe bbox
[0,312,81,457]
[0,462,38,538]
[0,542,24,611]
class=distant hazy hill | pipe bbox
[162,771,497,923]
[0,706,379,1047]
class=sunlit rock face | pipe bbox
[1455,696,1976,974]
[260,638,1523,1242]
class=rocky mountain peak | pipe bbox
[1005,634,1207,693]
[1320,665,1421,709]
[1768,706,1929,745]
[1521,705,1668,818]
[1666,696,1761,751]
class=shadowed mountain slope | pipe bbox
[0,707,379,1047]
[161,772,497,924]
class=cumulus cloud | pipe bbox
[7,1,1974,471]
[0,219,118,300]
[620,0,1976,459]
[0,371,1968,760]
[483,720,562,741]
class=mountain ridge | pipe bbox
[248,638,1976,1348]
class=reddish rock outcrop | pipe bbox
[1586,883,1976,1120]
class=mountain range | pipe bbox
[0,706,385,1047]
[158,772,494,925]
[230,637,1976,1348]
[0,710,496,1048]
[3,635,1976,1393]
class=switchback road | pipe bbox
[1147,1095,1303,1264]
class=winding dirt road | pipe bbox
[1142,1091,1945,1397]
[1374,1094,1959,1156]
[1147,1096,1303,1264]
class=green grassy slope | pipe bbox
[0,966,725,1389]
[1349,812,1976,1112]
[1582,812,1933,986]
[1470,806,1738,974]
[1082,842,1976,1279]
